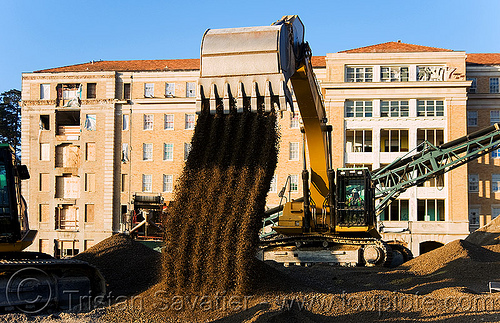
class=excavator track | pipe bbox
[259,234,392,267]
[0,257,105,312]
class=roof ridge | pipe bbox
[338,41,454,53]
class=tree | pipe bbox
[0,89,21,155]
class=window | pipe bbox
[55,239,79,258]
[142,174,152,192]
[40,115,50,130]
[468,78,477,93]
[346,130,372,152]
[39,204,50,223]
[55,206,79,231]
[491,111,500,125]
[380,129,409,152]
[143,143,153,161]
[85,204,94,223]
[144,83,154,98]
[164,114,174,130]
[469,208,480,226]
[163,174,173,193]
[417,100,444,117]
[417,199,445,221]
[346,67,373,82]
[381,66,409,82]
[86,142,96,161]
[417,129,444,147]
[87,83,96,99]
[123,83,131,100]
[39,173,50,192]
[469,174,479,192]
[380,199,409,221]
[40,84,50,100]
[492,174,500,193]
[490,78,499,93]
[184,143,192,160]
[492,149,500,158]
[165,83,175,97]
[40,143,50,161]
[121,174,127,192]
[289,142,300,160]
[468,111,478,127]
[185,114,195,129]
[143,114,153,130]
[55,144,80,168]
[84,173,95,192]
[289,174,299,192]
[84,114,96,131]
[57,83,82,107]
[345,101,373,118]
[380,100,409,117]
[290,113,300,128]
[122,143,129,162]
[122,114,129,131]
[269,175,277,193]
[186,82,196,97]
[163,143,174,161]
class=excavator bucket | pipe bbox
[197,15,305,114]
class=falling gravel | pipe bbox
[161,110,279,295]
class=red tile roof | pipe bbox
[35,56,327,73]
[338,41,454,53]
[35,59,200,73]
[466,53,500,66]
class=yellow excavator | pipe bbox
[197,15,500,267]
[0,144,105,312]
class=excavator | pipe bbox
[197,15,500,267]
[0,144,105,312]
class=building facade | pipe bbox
[20,45,500,257]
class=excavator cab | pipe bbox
[0,144,30,246]
[336,168,376,230]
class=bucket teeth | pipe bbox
[197,77,291,115]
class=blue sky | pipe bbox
[1,0,499,94]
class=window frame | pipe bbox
[185,114,195,130]
[469,174,479,192]
[144,83,154,98]
[142,174,152,192]
[467,111,478,127]
[143,143,153,161]
[490,110,500,125]
[164,114,174,130]
[492,174,500,193]
[40,84,50,100]
[186,82,196,97]
[490,78,499,93]
[380,66,409,82]
[345,66,373,82]
[143,114,153,130]
[468,78,477,93]
[346,129,373,152]
[163,174,173,193]
[165,82,175,97]
[163,143,174,161]
[289,174,299,192]
[87,83,97,99]
[345,101,373,118]
[380,100,409,117]
[289,142,300,161]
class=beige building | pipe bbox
[20,44,500,257]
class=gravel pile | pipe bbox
[466,215,500,246]
[74,233,161,297]
[160,111,279,295]
[401,239,500,275]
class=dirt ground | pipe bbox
[3,236,500,322]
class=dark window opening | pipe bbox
[40,115,50,130]
[123,83,131,100]
[56,111,80,136]
[87,83,96,99]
